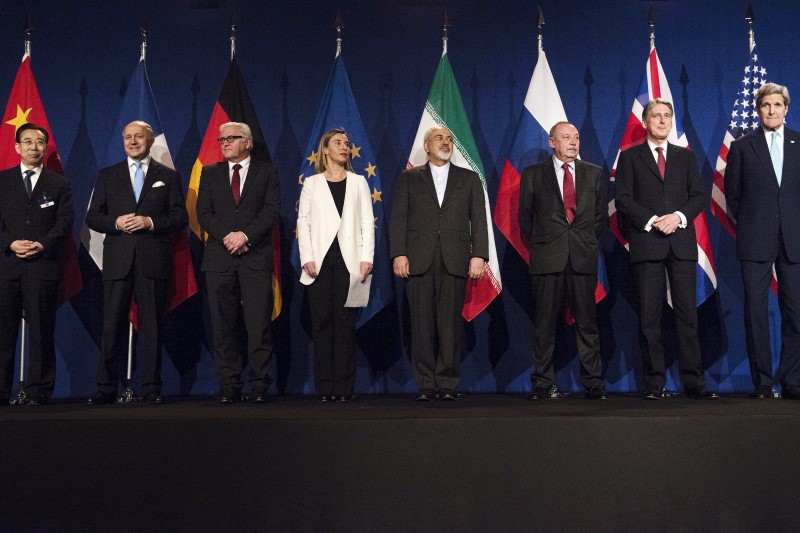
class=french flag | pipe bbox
[609,47,716,305]
[494,47,608,306]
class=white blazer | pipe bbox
[297,172,375,291]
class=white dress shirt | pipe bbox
[430,161,450,206]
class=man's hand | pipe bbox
[10,239,43,259]
[652,213,681,235]
[360,261,372,283]
[393,256,410,278]
[303,261,317,278]
[223,231,249,255]
[468,257,485,280]
[116,214,152,233]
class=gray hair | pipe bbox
[423,126,452,144]
[641,99,674,122]
[219,121,253,140]
[756,83,790,107]
[548,121,574,138]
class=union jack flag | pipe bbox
[609,46,717,305]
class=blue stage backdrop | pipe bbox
[0,0,796,397]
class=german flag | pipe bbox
[186,56,281,319]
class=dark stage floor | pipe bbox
[1,395,798,532]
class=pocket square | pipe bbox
[152,181,166,188]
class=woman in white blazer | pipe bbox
[297,128,375,401]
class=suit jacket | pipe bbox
[518,158,607,275]
[389,162,488,277]
[0,166,74,280]
[85,159,188,281]
[725,126,800,263]
[615,142,706,263]
[196,158,281,272]
[297,172,375,285]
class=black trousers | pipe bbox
[206,261,274,395]
[97,259,167,396]
[741,236,800,389]
[405,243,466,394]
[633,251,705,390]
[531,265,602,389]
[306,242,357,397]
[0,274,58,399]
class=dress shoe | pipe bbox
[337,395,352,402]
[144,392,164,404]
[416,391,434,402]
[585,385,608,400]
[26,394,50,406]
[88,392,116,405]
[643,387,664,400]
[782,386,800,400]
[749,386,775,399]
[685,387,719,399]
[438,390,457,401]
[218,394,242,404]
[529,384,559,400]
[318,395,332,402]
[252,392,268,403]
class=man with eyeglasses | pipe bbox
[0,123,74,406]
[85,120,187,405]
[615,99,716,400]
[196,122,281,403]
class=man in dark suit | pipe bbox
[389,126,488,401]
[725,82,800,400]
[518,121,608,400]
[85,121,188,404]
[615,99,717,400]
[0,123,74,406]
[196,122,281,403]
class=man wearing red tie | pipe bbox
[615,99,717,400]
[518,121,608,400]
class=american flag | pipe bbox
[609,46,717,306]
[710,45,767,237]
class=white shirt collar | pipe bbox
[429,161,450,177]
[229,156,251,172]
[19,163,43,175]
[127,155,152,168]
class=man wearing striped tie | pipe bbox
[725,83,800,400]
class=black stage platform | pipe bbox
[2,395,798,533]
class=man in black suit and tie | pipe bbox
[86,121,188,404]
[0,123,74,406]
[389,126,488,401]
[196,122,281,403]
[616,99,717,400]
[725,83,800,400]
[518,121,608,400]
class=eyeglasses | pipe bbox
[18,139,46,148]
[217,135,244,144]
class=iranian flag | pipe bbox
[406,51,501,321]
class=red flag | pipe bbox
[0,53,82,304]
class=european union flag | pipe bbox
[291,53,391,327]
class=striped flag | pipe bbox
[1,52,82,304]
[710,44,777,294]
[290,53,391,327]
[407,50,501,321]
[493,47,608,308]
[186,56,282,319]
[609,47,716,305]
[81,56,198,330]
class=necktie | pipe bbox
[133,161,145,201]
[656,146,666,180]
[562,163,576,224]
[231,163,242,205]
[23,169,34,199]
[770,131,782,186]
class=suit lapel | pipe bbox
[638,142,663,182]
[573,161,588,216]
[137,161,160,205]
[28,169,47,203]
[421,164,440,206]
[239,159,256,202]
[751,129,779,183]
[545,162,561,203]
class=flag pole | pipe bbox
[13,16,35,406]
[230,14,237,59]
[648,7,656,50]
[121,22,151,404]
[335,11,343,58]
[537,6,544,54]
[745,3,755,53]
[441,8,449,56]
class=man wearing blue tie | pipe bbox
[726,83,800,400]
[85,121,188,404]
